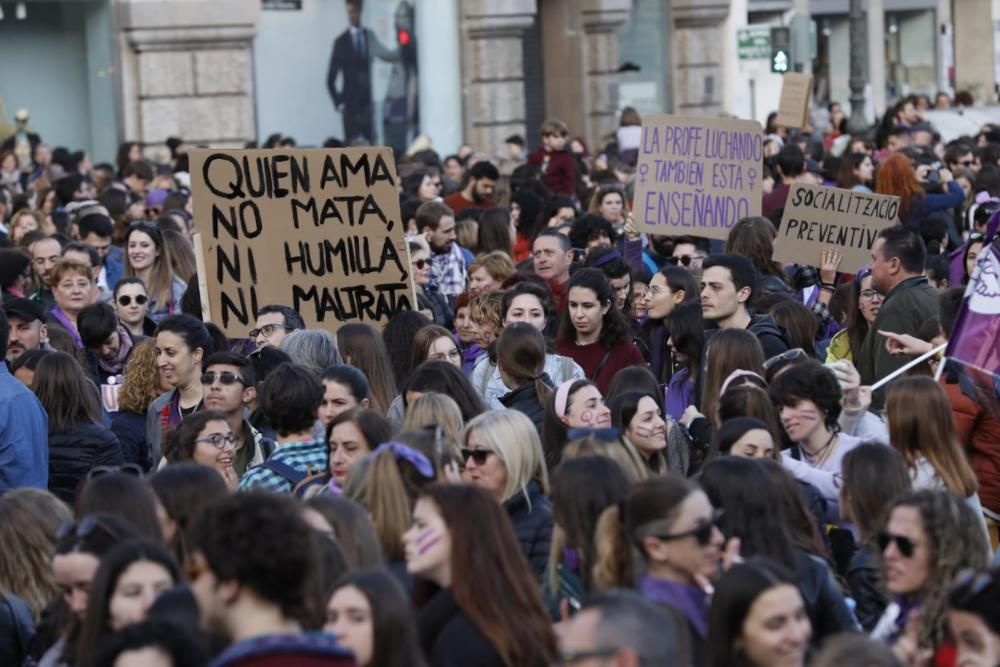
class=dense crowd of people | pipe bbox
[1,89,1000,667]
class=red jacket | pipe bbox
[942,378,1000,514]
[528,147,576,198]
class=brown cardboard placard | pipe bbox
[774,183,901,274]
[189,147,415,338]
[776,72,812,129]
[632,114,765,241]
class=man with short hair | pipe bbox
[885,127,913,154]
[700,253,791,358]
[78,212,124,291]
[0,308,49,494]
[201,351,273,476]
[188,493,355,666]
[121,160,153,197]
[250,305,304,350]
[443,160,499,213]
[763,144,806,216]
[28,236,63,314]
[417,200,466,302]
[239,363,328,493]
[3,298,49,362]
[558,589,685,666]
[532,228,575,312]
[77,302,135,380]
[669,235,711,283]
[858,225,939,409]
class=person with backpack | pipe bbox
[239,363,328,494]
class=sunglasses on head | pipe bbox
[877,531,917,558]
[56,515,121,543]
[461,448,494,466]
[413,259,429,269]
[129,220,158,232]
[647,509,723,546]
[201,371,246,386]
[117,294,148,307]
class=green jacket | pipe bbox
[857,276,939,411]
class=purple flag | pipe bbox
[945,237,1000,420]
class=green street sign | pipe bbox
[738,26,771,60]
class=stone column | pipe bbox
[458,0,537,154]
[953,0,997,102]
[580,0,632,146]
[116,0,259,152]
[669,0,731,116]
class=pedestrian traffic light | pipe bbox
[398,28,411,46]
[770,26,791,73]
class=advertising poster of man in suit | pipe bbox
[326,0,418,151]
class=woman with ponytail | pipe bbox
[495,322,554,435]
[592,475,727,665]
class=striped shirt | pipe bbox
[238,439,327,494]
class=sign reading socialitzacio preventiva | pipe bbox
[190,148,415,338]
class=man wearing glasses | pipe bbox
[250,304,305,350]
[201,351,274,477]
[669,235,711,283]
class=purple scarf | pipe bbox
[96,325,134,376]
[638,575,709,637]
[50,306,83,349]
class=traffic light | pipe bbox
[770,26,791,73]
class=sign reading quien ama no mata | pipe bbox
[632,114,764,242]
[774,183,901,274]
[190,148,414,338]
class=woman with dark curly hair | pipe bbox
[872,489,990,661]
[555,269,645,394]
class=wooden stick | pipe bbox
[871,343,948,391]
[192,232,212,324]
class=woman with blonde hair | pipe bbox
[402,393,465,460]
[468,250,516,295]
[110,339,170,470]
[461,410,552,581]
[0,488,73,619]
[561,432,649,483]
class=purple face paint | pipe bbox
[416,528,442,555]
[418,535,442,555]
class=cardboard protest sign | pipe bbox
[774,184,901,274]
[632,114,764,241]
[190,148,415,338]
[776,72,812,129]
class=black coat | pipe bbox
[794,549,857,643]
[503,480,553,583]
[747,313,792,358]
[48,421,124,502]
[109,410,151,471]
[498,376,552,437]
[418,588,504,667]
[846,544,888,632]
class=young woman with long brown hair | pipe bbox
[723,217,791,296]
[885,376,989,541]
[124,222,185,322]
[825,267,883,364]
[404,484,557,666]
[336,323,397,415]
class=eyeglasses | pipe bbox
[877,531,918,558]
[763,347,806,371]
[648,509,723,546]
[428,348,462,362]
[958,159,975,167]
[87,463,144,480]
[668,254,702,267]
[859,289,884,300]
[56,515,121,543]
[201,371,246,386]
[195,433,238,450]
[412,259,429,269]
[249,323,292,339]
[117,294,148,307]
[461,448,494,466]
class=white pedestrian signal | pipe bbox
[773,51,789,73]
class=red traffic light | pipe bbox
[398,29,410,46]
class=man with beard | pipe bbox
[0,307,48,493]
[416,200,466,303]
[443,160,499,214]
[3,298,49,362]
[28,235,63,315]
[642,234,674,274]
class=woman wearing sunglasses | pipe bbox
[872,490,989,662]
[112,277,155,338]
[405,484,556,667]
[409,241,451,327]
[591,475,726,665]
[461,410,553,582]
[162,410,238,488]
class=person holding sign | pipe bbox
[856,226,939,410]
[699,254,791,359]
